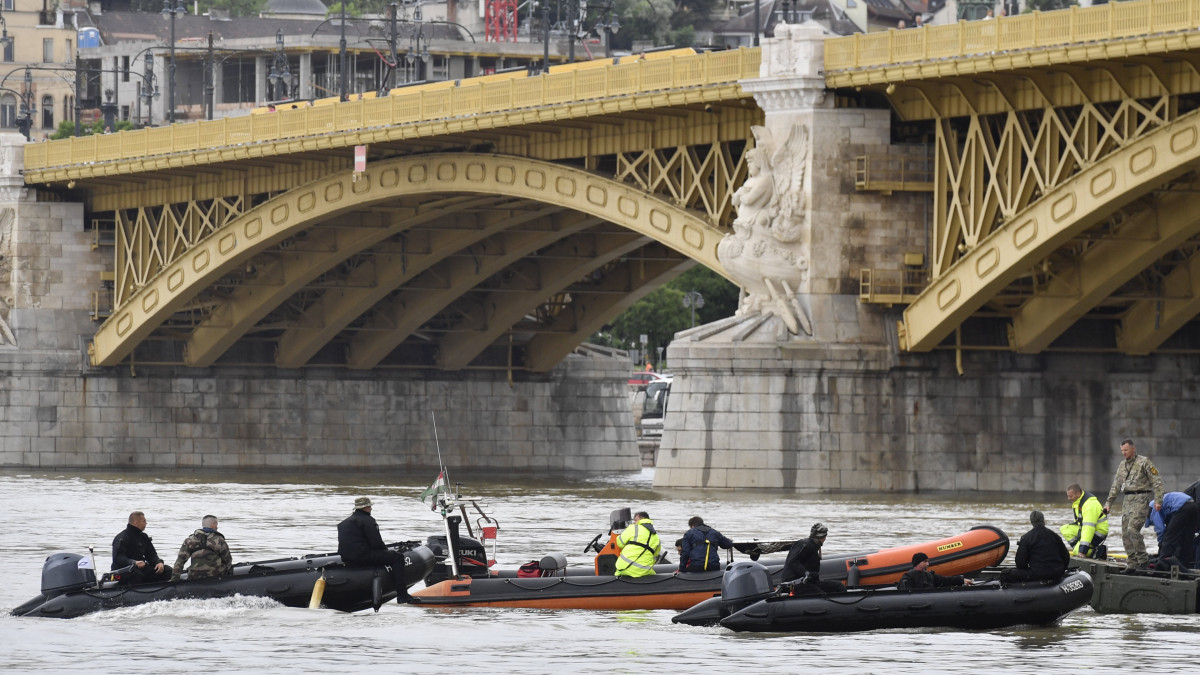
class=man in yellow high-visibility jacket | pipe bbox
[615,511,662,577]
[1061,483,1109,558]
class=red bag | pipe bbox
[516,561,543,578]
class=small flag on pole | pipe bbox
[420,471,447,508]
[77,556,94,570]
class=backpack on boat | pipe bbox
[517,560,547,578]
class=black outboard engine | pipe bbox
[425,534,490,584]
[41,553,96,597]
[721,561,773,614]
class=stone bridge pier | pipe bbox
[654,26,1200,494]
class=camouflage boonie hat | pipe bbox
[354,497,373,509]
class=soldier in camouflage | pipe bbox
[1104,439,1166,572]
[171,515,234,581]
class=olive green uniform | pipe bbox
[172,528,233,580]
[1104,454,1166,569]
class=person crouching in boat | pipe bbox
[781,523,846,595]
[897,552,973,590]
[615,511,661,577]
[171,515,233,581]
[1061,483,1108,559]
[679,516,734,573]
[338,497,411,603]
[1000,510,1070,584]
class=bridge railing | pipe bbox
[25,48,761,172]
[825,0,1200,70]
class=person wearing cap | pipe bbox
[678,516,735,573]
[897,552,972,590]
[1000,511,1070,584]
[780,523,845,595]
[337,497,410,603]
[1103,439,1166,572]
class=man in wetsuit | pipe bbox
[112,511,172,584]
[337,497,410,603]
[781,523,845,595]
[898,552,972,590]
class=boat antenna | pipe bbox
[431,411,460,578]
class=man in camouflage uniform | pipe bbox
[1104,439,1166,572]
[172,515,234,581]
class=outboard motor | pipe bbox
[720,561,773,614]
[425,534,490,584]
[41,553,96,597]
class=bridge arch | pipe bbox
[901,110,1200,352]
[89,154,730,368]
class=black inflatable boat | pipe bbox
[673,561,1093,632]
[12,543,436,619]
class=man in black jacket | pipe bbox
[111,511,172,584]
[780,523,846,595]
[337,497,410,603]
[1001,510,1070,584]
[898,552,973,590]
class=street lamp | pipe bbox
[595,4,621,58]
[338,0,347,100]
[682,290,705,328]
[541,0,550,74]
[268,29,292,101]
[16,66,36,140]
[162,0,186,124]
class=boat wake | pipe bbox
[81,594,286,622]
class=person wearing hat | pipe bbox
[1000,510,1070,585]
[780,523,846,595]
[337,497,411,603]
[897,552,972,590]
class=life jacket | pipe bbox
[615,520,660,576]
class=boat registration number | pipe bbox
[1060,579,1084,594]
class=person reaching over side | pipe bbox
[898,552,973,590]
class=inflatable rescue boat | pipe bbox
[674,561,1094,631]
[12,543,436,619]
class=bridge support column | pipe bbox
[299,53,313,100]
[654,25,1195,493]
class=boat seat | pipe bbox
[539,553,567,576]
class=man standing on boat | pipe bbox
[1061,483,1109,559]
[171,515,233,581]
[338,497,411,603]
[111,511,172,584]
[1000,511,1070,584]
[1103,439,1166,572]
[781,523,846,595]
[898,552,972,590]
[679,516,735,573]
[615,511,662,577]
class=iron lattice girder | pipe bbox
[434,232,652,371]
[901,108,1200,352]
[1119,247,1200,353]
[931,96,1172,279]
[524,256,696,373]
[273,203,558,369]
[90,154,726,369]
[1009,189,1200,352]
[343,212,602,370]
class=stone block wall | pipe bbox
[656,327,1198,494]
[0,345,641,472]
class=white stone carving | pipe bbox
[717,124,813,336]
[0,132,29,202]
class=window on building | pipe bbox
[66,39,73,63]
[41,94,53,129]
[3,0,13,11]
[121,105,129,121]
[122,56,130,82]
[0,94,13,128]
[43,38,54,63]
[3,39,12,63]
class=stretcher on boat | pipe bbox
[12,543,436,619]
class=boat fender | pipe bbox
[846,559,862,588]
[308,573,326,609]
[371,574,383,612]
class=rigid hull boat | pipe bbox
[412,500,1010,610]
[12,543,436,619]
[675,561,1094,632]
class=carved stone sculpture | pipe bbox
[717,124,813,335]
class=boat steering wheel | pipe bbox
[584,533,605,553]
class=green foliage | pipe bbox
[610,0,717,49]
[590,265,739,365]
[199,0,267,17]
[49,119,134,140]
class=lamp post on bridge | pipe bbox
[162,0,186,124]
[682,290,704,328]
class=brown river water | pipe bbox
[0,468,1195,673]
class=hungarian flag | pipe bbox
[419,471,447,507]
